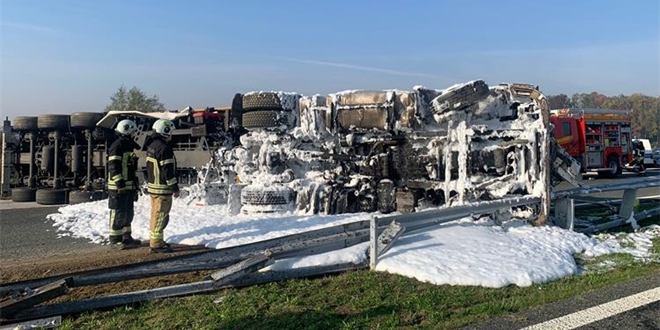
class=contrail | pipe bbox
[283,58,440,79]
[187,48,443,80]
[2,21,60,35]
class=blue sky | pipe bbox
[1,0,658,119]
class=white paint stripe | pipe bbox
[521,286,660,330]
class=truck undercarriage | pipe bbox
[2,80,581,222]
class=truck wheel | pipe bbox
[432,80,489,113]
[242,111,281,128]
[242,92,283,111]
[70,112,104,129]
[607,156,621,177]
[68,190,104,204]
[12,116,39,131]
[36,189,68,205]
[37,114,70,131]
[11,187,37,202]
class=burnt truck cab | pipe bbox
[550,108,633,177]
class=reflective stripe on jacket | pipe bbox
[107,135,140,191]
[145,135,179,195]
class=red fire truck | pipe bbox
[550,108,633,177]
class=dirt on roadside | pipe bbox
[1,243,215,302]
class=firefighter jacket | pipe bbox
[107,135,141,191]
[145,135,180,195]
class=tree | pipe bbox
[547,94,573,110]
[564,92,660,145]
[105,85,166,112]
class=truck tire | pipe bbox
[37,114,70,131]
[36,189,68,205]
[606,155,622,177]
[242,92,283,111]
[242,111,281,128]
[11,187,37,202]
[68,190,104,204]
[432,80,489,113]
[70,112,104,129]
[241,185,295,205]
[12,116,39,131]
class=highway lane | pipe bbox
[554,168,660,200]
[0,204,108,265]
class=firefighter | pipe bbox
[107,119,142,249]
[632,140,646,174]
[145,119,180,253]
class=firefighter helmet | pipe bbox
[115,119,138,136]
[153,119,175,136]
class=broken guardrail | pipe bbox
[553,177,660,233]
[1,195,542,324]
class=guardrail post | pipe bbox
[554,198,574,230]
[618,189,637,219]
[369,215,378,270]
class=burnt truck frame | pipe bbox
[190,81,560,224]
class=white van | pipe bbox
[632,138,654,166]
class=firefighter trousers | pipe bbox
[150,194,173,248]
[108,190,136,243]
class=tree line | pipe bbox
[547,92,660,146]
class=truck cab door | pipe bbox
[553,118,580,156]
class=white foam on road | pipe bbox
[522,286,660,330]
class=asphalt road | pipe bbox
[464,272,660,330]
[0,204,107,265]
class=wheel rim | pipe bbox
[609,160,618,174]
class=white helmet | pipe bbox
[152,119,175,136]
[115,119,138,135]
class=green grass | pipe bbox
[58,248,660,330]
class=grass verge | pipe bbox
[57,247,659,330]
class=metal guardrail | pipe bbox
[9,180,655,321]
[553,177,660,233]
[369,195,543,269]
[1,194,546,322]
[553,177,660,199]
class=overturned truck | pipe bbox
[3,107,234,204]
[186,80,572,223]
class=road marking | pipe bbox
[521,286,660,330]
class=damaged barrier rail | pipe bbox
[553,177,660,233]
[1,195,543,323]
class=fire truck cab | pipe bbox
[550,108,633,177]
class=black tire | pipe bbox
[36,189,68,205]
[241,185,295,205]
[433,80,489,113]
[68,190,104,204]
[37,114,70,131]
[606,156,622,177]
[12,116,39,131]
[70,112,104,129]
[242,111,281,128]
[11,187,37,202]
[242,92,282,111]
